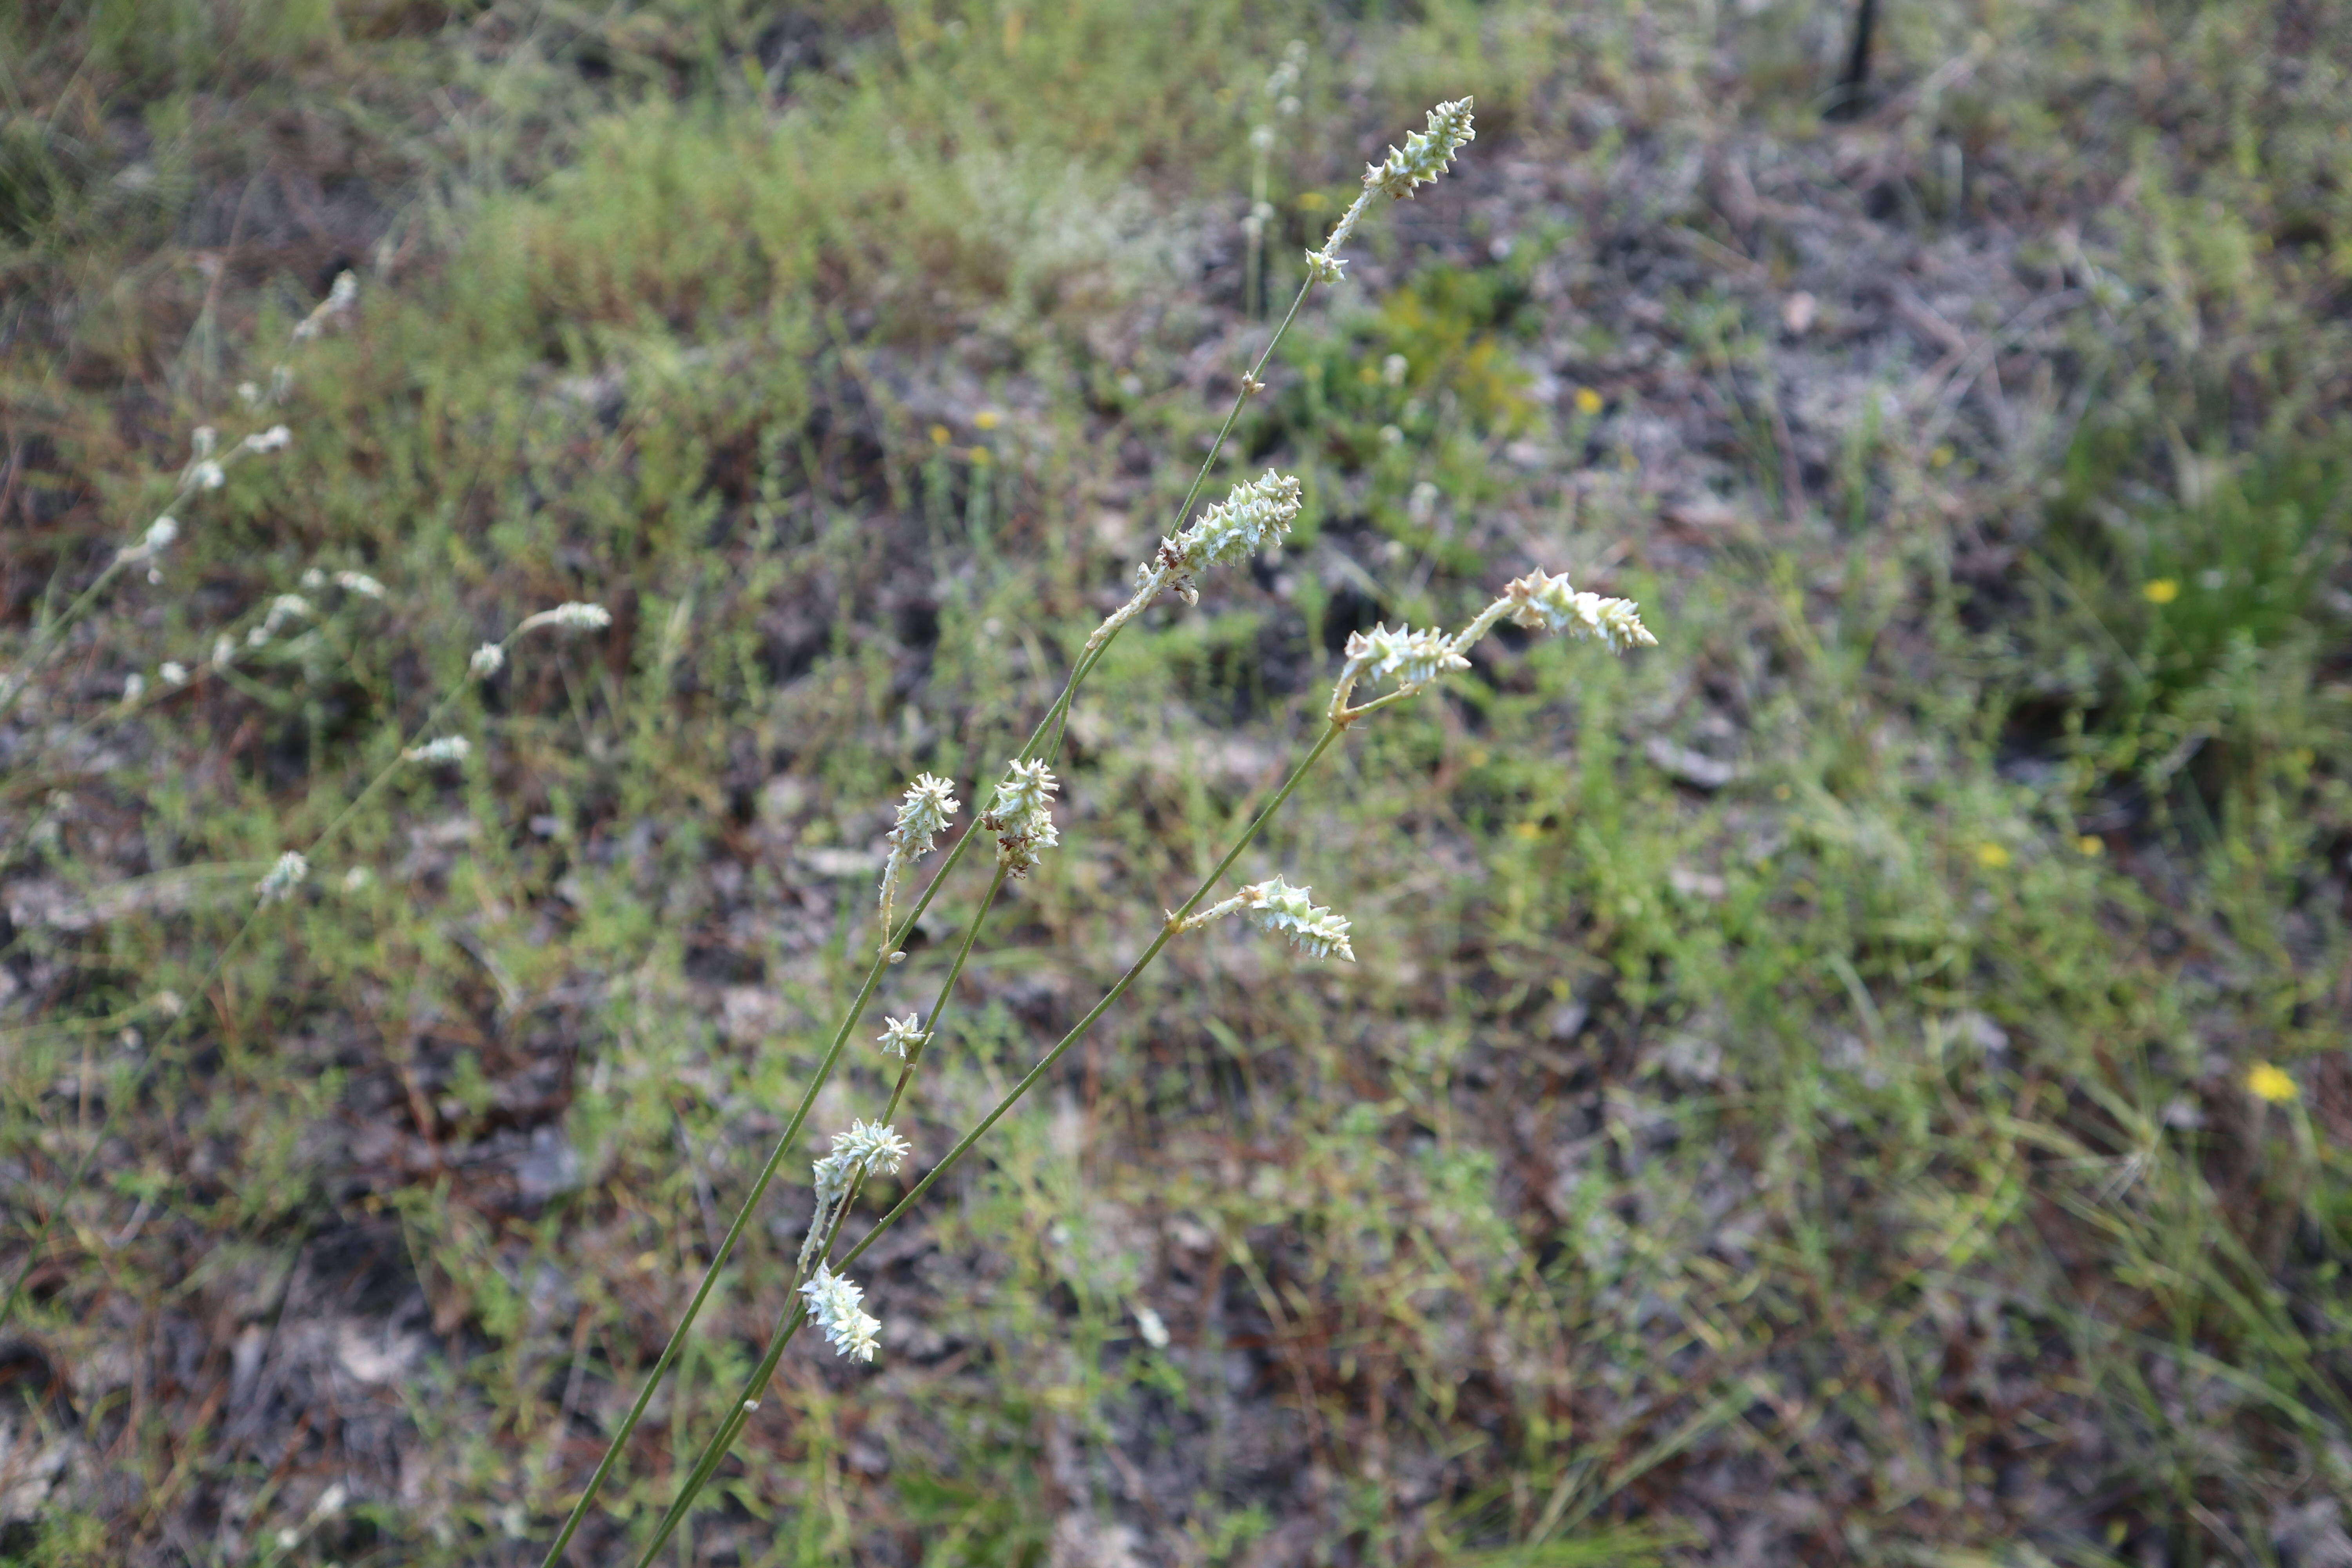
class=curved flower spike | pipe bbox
[516,602,612,635]
[1501,569,1656,652]
[1242,876,1355,961]
[1138,469,1303,607]
[1174,875,1354,962]
[1363,98,1477,201]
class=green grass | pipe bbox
[4,0,2351,1564]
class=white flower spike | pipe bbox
[1501,569,1655,653]
[1175,875,1354,962]
[1350,623,1469,691]
[799,1268,883,1364]
[1241,876,1354,960]
[518,602,612,634]
[877,773,959,956]
[256,851,310,906]
[1364,98,1476,201]
[403,736,471,765]
[800,1119,915,1274]
[1304,98,1475,287]
[469,643,505,679]
[1138,469,1303,607]
[980,759,1060,878]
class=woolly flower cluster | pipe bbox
[812,1118,912,1200]
[801,1118,913,1276]
[1364,98,1476,201]
[1501,569,1656,653]
[1348,623,1469,691]
[518,602,612,635]
[877,1014,928,1061]
[403,736,471,765]
[1242,877,1355,962]
[247,593,313,649]
[877,773,959,952]
[1305,98,1475,283]
[119,515,178,567]
[980,760,1059,878]
[799,1268,882,1364]
[1179,876,1354,961]
[256,851,309,905]
[1140,470,1302,606]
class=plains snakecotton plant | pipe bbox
[533,94,1650,1568]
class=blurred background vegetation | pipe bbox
[2,0,2349,1564]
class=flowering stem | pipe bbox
[625,724,1344,1567]
[544,693,1081,1565]
[1043,277,1316,767]
[623,861,1006,1568]
[839,719,1346,1276]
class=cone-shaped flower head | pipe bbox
[799,1267,883,1363]
[1347,623,1470,691]
[1364,98,1475,201]
[1140,470,1303,606]
[1501,570,1656,653]
[1241,876,1355,962]
[980,759,1060,878]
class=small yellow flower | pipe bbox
[2076,835,2104,857]
[2246,1061,2299,1104]
[929,424,951,446]
[1929,444,1955,469]
[1297,190,1328,212]
[1974,841,2012,870]
[2142,578,2180,605]
[1512,822,1542,840]
[969,445,991,466]
[1573,386,1604,416]
[975,410,1003,430]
